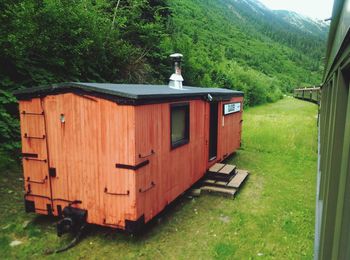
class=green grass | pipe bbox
[0,97,318,259]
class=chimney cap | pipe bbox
[169,53,184,89]
[170,53,183,59]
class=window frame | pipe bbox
[170,102,190,149]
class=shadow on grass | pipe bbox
[84,194,192,243]
[222,152,239,164]
[30,214,59,227]
[22,192,196,252]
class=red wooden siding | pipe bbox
[19,98,51,214]
[20,94,138,227]
[134,100,208,223]
[19,94,243,229]
[44,93,137,227]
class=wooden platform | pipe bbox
[227,170,249,189]
[206,163,236,182]
[201,186,237,197]
[209,163,225,173]
[199,163,249,197]
[219,164,236,175]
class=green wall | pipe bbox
[316,1,350,259]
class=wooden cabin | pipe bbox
[15,82,244,233]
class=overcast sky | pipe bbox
[258,0,334,19]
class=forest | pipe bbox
[0,0,327,160]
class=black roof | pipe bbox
[14,82,243,104]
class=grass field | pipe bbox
[0,97,318,259]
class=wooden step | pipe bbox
[218,164,236,175]
[205,173,233,182]
[203,179,216,185]
[208,163,225,173]
[227,170,249,189]
[215,181,228,186]
[201,186,237,197]
[202,179,230,188]
[206,163,237,182]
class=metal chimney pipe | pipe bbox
[169,53,184,89]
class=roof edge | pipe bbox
[13,82,244,104]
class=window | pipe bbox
[170,103,190,149]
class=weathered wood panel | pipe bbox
[19,98,51,214]
[42,93,136,227]
[134,100,208,223]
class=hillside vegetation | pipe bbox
[0,0,327,157]
[168,0,327,103]
[1,0,170,157]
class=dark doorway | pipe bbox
[209,102,218,160]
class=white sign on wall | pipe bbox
[223,102,241,115]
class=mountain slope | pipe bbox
[221,0,328,57]
[274,10,328,37]
[167,0,328,103]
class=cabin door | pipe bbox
[42,94,102,221]
[209,102,218,161]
